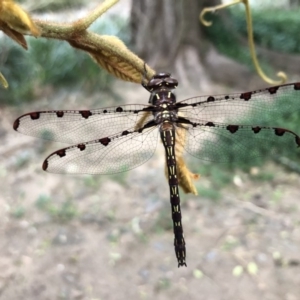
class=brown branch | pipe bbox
[0,0,196,194]
[0,0,155,86]
[32,0,155,83]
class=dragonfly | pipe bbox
[13,73,300,267]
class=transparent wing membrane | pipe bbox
[176,82,300,163]
[179,121,300,163]
[44,126,159,174]
[178,83,300,125]
[14,104,152,144]
[13,75,300,268]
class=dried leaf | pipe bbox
[173,123,200,195]
[70,34,154,83]
[176,156,200,195]
[0,0,40,37]
[0,20,27,48]
[134,111,151,131]
[135,111,199,195]
[30,0,155,83]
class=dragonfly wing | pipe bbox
[178,120,300,163]
[176,82,300,163]
[43,126,159,174]
[13,104,153,144]
[177,82,300,125]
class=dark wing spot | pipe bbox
[205,122,215,127]
[99,137,111,146]
[268,86,279,94]
[225,96,229,100]
[122,130,130,136]
[56,111,64,117]
[240,92,252,101]
[295,136,300,146]
[294,83,300,90]
[133,110,138,113]
[30,112,40,120]
[80,110,92,119]
[252,126,261,134]
[42,160,48,171]
[227,125,239,133]
[116,107,123,112]
[13,119,20,130]
[275,128,285,136]
[57,149,66,157]
[207,96,215,102]
[77,144,86,151]
[103,110,108,113]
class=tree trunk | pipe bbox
[289,0,300,8]
[130,0,214,67]
[131,0,219,88]
[130,0,256,90]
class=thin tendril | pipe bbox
[200,0,287,85]
[0,72,8,88]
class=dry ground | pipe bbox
[0,79,300,300]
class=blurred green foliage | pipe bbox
[36,194,78,222]
[19,0,85,12]
[202,6,300,183]
[10,206,26,218]
[0,15,130,105]
[204,7,300,65]
[196,164,232,200]
[234,8,300,53]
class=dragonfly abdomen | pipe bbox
[160,126,187,267]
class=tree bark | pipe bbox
[130,0,215,67]
[289,0,300,8]
[130,0,256,90]
[131,0,220,86]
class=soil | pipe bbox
[1,78,300,300]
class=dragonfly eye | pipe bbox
[147,74,178,90]
[164,77,178,88]
[148,78,163,89]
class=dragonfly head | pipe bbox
[147,73,178,92]
[146,73,178,104]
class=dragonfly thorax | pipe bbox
[153,98,178,125]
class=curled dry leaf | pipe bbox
[171,124,200,195]
[135,111,199,195]
[0,20,28,49]
[70,34,155,83]
[0,0,40,37]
